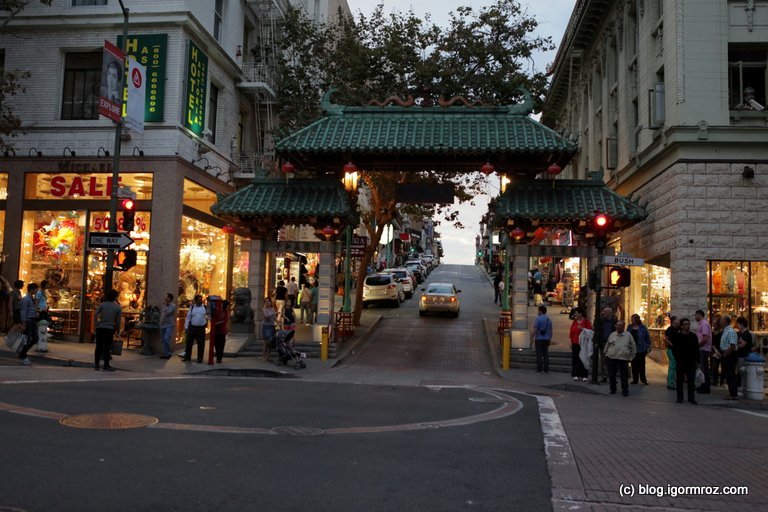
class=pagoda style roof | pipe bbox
[494,172,647,228]
[275,89,577,174]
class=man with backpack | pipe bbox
[531,305,552,373]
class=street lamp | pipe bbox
[500,174,510,194]
[342,163,359,313]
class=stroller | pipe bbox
[273,330,306,370]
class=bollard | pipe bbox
[321,326,328,361]
[502,331,511,370]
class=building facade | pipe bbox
[0,0,350,340]
[545,0,768,351]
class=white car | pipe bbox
[419,282,461,317]
[362,273,405,308]
[406,259,429,279]
[382,268,414,298]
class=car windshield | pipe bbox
[426,285,454,294]
[390,271,406,279]
[365,276,391,286]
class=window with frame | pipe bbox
[73,0,108,5]
[214,0,224,42]
[208,85,219,143]
[61,51,101,120]
[728,47,767,110]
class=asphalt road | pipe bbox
[0,265,555,512]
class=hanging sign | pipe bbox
[99,40,125,123]
[118,34,167,122]
[183,40,208,136]
[125,57,146,134]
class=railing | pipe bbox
[236,153,275,177]
[241,62,277,94]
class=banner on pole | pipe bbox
[117,34,167,122]
[125,57,146,134]
[99,40,125,123]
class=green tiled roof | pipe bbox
[210,179,353,220]
[494,178,648,224]
[276,105,576,156]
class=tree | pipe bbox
[0,1,52,150]
[276,0,554,325]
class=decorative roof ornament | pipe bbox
[437,96,484,108]
[321,87,345,116]
[507,87,534,115]
[367,95,416,107]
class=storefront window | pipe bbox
[708,261,749,320]
[179,216,229,304]
[183,179,217,213]
[232,236,249,290]
[19,211,86,335]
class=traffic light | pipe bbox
[592,213,612,249]
[121,198,136,232]
[609,267,631,287]
[114,249,137,271]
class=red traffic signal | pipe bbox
[121,198,136,232]
[121,198,136,211]
[593,213,610,230]
[609,267,631,287]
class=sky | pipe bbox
[347,0,578,264]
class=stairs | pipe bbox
[508,349,572,373]
[239,338,338,359]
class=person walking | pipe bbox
[718,315,739,400]
[261,298,277,362]
[159,293,177,359]
[309,281,319,325]
[299,284,313,325]
[694,309,712,394]
[182,294,208,363]
[673,318,700,404]
[664,315,680,390]
[598,307,617,383]
[604,320,636,396]
[629,314,651,385]
[94,288,121,371]
[531,305,552,373]
[497,279,505,307]
[568,307,591,381]
[18,283,40,366]
[287,277,299,305]
[10,279,24,331]
[710,313,724,387]
[493,271,502,304]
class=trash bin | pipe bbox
[743,352,766,401]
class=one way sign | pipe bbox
[88,232,134,250]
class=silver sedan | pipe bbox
[418,282,461,317]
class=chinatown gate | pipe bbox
[211,90,647,360]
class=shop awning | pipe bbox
[493,171,648,227]
[210,178,356,230]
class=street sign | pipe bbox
[603,255,644,267]
[351,235,367,257]
[88,232,134,250]
[116,185,137,199]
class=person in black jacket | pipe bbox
[673,318,700,405]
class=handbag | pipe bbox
[111,337,123,356]
[6,331,27,353]
[695,367,705,387]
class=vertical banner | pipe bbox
[183,40,208,136]
[99,40,125,123]
[118,34,167,122]
[125,57,146,134]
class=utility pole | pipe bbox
[104,0,129,293]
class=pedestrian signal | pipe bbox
[115,249,137,271]
[609,267,631,287]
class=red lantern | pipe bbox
[480,161,495,175]
[343,161,358,174]
[546,163,562,176]
[509,227,525,241]
[281,161,295,174]
[222,225,236,234]
[322,225,335,239]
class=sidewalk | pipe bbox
[0,313,382,378]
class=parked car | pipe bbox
[405,262,424,283]
[362,273,405,308]
[382,268,414,298]
[419,282,461,317]
[406,259,429,279]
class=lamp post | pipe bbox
[342,164,359,313]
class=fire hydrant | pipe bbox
[743,352,765,401]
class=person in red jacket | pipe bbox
[569,307,591,381]
[210,297,228,364]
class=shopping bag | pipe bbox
[36,322,49,352]
[695,368,705,387]
[111,338,123,356]
[6,331,26,353]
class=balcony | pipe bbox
[233,152,276,180]
[237,62,277,100]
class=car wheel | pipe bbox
[453,311,460,318]
[419,310,425,317]
[394,299,400,308]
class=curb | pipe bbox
[332,314,384,368]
